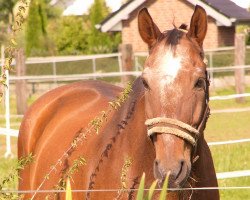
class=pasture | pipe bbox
[0,86,249,199]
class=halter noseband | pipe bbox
[145,105,210,147]
[145,118,199,146]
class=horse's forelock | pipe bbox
[159,29,185,53]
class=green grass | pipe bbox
[210,143,250,172]
[218,177,250,200]
[0,157,18,189]
[205,112,250,141]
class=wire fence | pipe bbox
[0,186,250,195]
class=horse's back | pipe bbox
[18,80,122,193]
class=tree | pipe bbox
[53,16,88,55]
[0,0,17,24]
[25,0,48,56]
[87,0,120,53]
[0,0,18,44]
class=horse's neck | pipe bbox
[108,77,155,168]
[118,79,156,183]
[192,134,218,187]
[113,77,149,148]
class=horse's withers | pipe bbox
[138,6,209,189]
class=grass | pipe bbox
[210,143,250,172]
[218,177,250,200]
[0,86,250,199]
[205,112,250,141]
[0,157,18,189]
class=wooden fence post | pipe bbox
[15,48,28,114]
[119,44,134,85]
[234,33,245,103]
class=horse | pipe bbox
[18,5,219,200]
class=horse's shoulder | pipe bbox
[18,81,122,157]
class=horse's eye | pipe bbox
[195,78,206,90]
[142,79,150,90]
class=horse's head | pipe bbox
[138,6,209,188]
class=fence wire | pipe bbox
[1,186,250,194]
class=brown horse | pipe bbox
[18,5,219,200]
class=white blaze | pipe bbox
[159,49,183,107]
[160,50,182,83]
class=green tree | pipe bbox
[0,0,17,24]
[25,0,48,56]
[87,0,120,53]
[52,16,88,55]
[0,0,18,44]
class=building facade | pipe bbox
[100,0,250,52]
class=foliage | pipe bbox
[0,153,33,200]
[44,0,62,19]
[108,82,132,110]
[25,0,48,56]
[51,16,88,55]
[50,0,121,55]
[246,31,250,45]
[235,24,250,45]
[136,173,169,200]
[115,157,133,199]
[65,178,72,200]
[0,0,18,24]
[0,0,30,100]
[87,0,121,54]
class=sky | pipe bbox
[231,0,250,8]
[63,0,122,15]
[63,0,250,16]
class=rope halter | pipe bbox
[145,117,200,146]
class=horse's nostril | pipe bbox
[176,160,185,180]
[154,159,159,166]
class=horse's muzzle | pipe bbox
[154,158,191,188]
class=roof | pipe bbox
[99,0,250,32]
[204,0,250,21]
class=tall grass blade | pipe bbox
[145,180,158,200]
[66,178,72,200]
[159,174,169,200]
[136,173,145,200]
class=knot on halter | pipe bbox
[145,118,200,146]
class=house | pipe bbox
[98,0,250,51]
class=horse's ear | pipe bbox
[138,8,161,49]
[187,5,207,47]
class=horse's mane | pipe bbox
[86,77,145,198]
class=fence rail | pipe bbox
[5,65,250,83]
